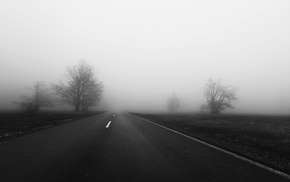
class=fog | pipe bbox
[1,0,290,114]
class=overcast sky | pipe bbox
[1,0,290,114]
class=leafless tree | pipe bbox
[52,60,103,112]
[80,80,103,112]
[14,81,53,112]
[167,93,180,113]
[204,78,238,114]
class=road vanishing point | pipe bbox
[0,112,288,182]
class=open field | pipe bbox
[132,113,290,174]
[0,111,103,141]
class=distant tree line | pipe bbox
[167,78,238,114]
[14,60,103,112]
[15,60,237,114]
[14,81,53,112]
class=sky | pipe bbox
[0,0,290,114]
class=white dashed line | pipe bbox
[106,121,111,128]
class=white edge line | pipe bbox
[106,121,111,128]
[130,114,290,180]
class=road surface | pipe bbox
[0,112,288,182]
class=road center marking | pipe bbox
[106,121,111,128]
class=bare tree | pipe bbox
[14,81,53,112]
[204,78,238,114]
[80,80,103,112]
[167,93,180,113]
[52,60,103,112]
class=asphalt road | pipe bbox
[0,112,288,182]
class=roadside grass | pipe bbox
[132,113,290,174]
[0,110,103,140]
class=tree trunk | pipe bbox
[210,109,220,114]
[75,104,80,112]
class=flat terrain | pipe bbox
[0,112,288,181]
[0,111,101,140]
[133,113,290,174]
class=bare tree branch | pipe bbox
[167,93,180,113]
[204,78,238,114]
[14,81,54,112]
[52,60,103,112]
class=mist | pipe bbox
[1,0,290,114]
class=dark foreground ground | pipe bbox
[0,112,288,182]
[0,111,102,140]
[132,113,290,175]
